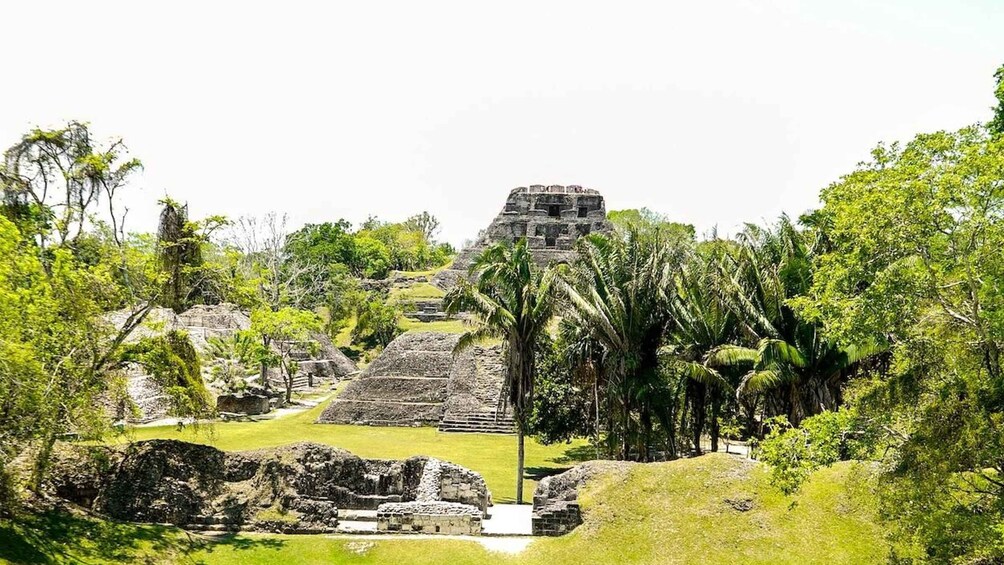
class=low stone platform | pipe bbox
[377,501,484,534]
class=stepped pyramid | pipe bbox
[317,332,515,433]
[322,185,613,432]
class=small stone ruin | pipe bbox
[434,184,612,288]
[109,303,359,422]
[46,439,490,535]
[376,457,490,534]
[531,460,633,536]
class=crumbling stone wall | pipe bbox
[109,304,358,422]
[216,394,270,415]
[45,440,490,535]
[374,458,488,534]
[439,461,491,511]
[531,460,633,536]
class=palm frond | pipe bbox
[706,344,758,366]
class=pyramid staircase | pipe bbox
[438,411,516,434]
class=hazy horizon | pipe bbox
[3,1,1003,246]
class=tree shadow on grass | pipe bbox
[523,466,568,481]
[552,443,601,464]
[524,444,604,481]
[198,533,287,554]
[0,510,284,564]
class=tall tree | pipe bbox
[156,198,227,312]
[0,123,162,495]
[990,63,1004,136]
[230,213,324,391]
[0,121,141,253]
[157,199,201,312]
[664,242,738,454]
[799,124,1004,561]
[709,217,878,426]
[444,239,557,504]
[560,227,684,461]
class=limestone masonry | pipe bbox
[532,460,633,536]
[434,184,612,288]
[317,332,515,433]
[46,440,490,535]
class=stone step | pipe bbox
[440,417,515,425]
[439,427,515,434]
[441,414,515,422]
[339,509,379,522]
[335,520,378,533]
[439,421,515,429]
[439,412,516,434]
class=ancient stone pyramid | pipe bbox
[434,184,612,288]
[317,332,514,432]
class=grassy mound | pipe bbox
[522,454,892,564]
[0,454,896,564]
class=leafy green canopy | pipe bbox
[560,227,685,461]
[800,124,1004,562]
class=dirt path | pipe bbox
[134,390,335,428]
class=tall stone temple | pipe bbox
[435,184,612,288]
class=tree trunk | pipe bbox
[283,359,293,404]
[31,427,59,492]
[710,394,721,453]
[260,337,270,393]
[641,404,652,462]
[692,382,706,456]
[516,428,525,504]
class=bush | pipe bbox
[121,330,213,418]
[351,294,401,347]
[755,409,868,494]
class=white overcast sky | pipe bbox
[2,1,1003,246]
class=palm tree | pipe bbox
[444,238,557,504]
[664,242,738,454]
[709,217,880,426]
[560,227,683,461]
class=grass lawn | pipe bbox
[397,317,469,334]
[111,398,593,503]
[0,455,901,565]
[388,282,445,301]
